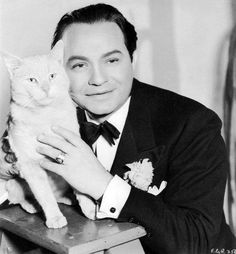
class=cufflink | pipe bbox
[110,207,116,213]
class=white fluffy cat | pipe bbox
[0,41,80,228]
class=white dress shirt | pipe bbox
[86,97,131,219]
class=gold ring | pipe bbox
[55,152,65,164]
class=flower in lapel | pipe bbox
[124,158,154,191]
[124,158,167,196]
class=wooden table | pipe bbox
[0,205,146,254]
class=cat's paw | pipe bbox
[75,192,96,220]
[20,201,39,214]
[46,214,67,229]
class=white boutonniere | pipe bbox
[123,158,167,196]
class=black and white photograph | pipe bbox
[0,1,235,253]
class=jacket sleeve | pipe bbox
[119,108,229,254]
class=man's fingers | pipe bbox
[37,146,64,162]
[40,159,64,176]
[37,134,71,153]
[51,126,81,147]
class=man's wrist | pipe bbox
[92,171,113,200]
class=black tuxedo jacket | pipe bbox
[77,79,236,254]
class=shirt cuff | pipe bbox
[96,175,131,219]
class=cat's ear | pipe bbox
[50,40,64,65]
[1,51,22,79]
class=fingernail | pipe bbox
[37,134,45,141]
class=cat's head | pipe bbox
[2,40,70,108]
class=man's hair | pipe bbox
[51,3,137,61]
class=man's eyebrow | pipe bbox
[67,50,122,63]
[102,50,122,58]
[67,55,88,63]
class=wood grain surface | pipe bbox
[0,205,146,254]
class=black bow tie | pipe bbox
[80,120,120,147]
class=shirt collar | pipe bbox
[85,96,131,134]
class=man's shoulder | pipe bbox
[132,79,221,126]
[134,79,203,108]
[134,79,216,114]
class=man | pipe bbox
[2,3,236,254]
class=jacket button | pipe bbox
[129,217,134,222]
[110,207,116,213]
[147,232,152,238]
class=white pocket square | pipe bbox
[147,181,167,196]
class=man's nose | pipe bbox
[89,65,107,86]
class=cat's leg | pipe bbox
[20,200,38,214]
[47,172,73,206]
[20,163,67,228]
[6,178,40,214]
[74,191,96,220]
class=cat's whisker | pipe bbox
[22,101,33,108]
[18,94,35,108]
[18,97,33,108]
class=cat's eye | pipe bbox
[28,78,38,83]
[49,73,57,80]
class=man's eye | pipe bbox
[72,63,86,69]
[107,58,119,64]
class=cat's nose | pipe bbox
[41,82,50,94]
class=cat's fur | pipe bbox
[0,41,79,228]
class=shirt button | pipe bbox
[110,207,116,213]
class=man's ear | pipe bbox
[0,51,22,79]
[132,50,138,69]
[50,40,64,65]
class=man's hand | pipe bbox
[37,126,113,200]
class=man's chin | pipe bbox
[86,109,113,121]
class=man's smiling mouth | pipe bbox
[86,90,113,96]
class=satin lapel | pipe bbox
[76,107,86,124]
[110,118,138,176]
[76,107,93,148]
[110,80,157,177]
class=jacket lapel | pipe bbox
[110,79,161,177]
[110,117,138,176]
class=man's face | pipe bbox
[62,22,134,119]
